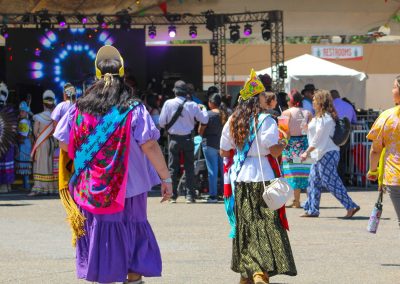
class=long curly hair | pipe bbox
[313,89,338,120]
[229,95,263,149]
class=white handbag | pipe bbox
[253,119,293,210]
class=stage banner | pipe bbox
[311,45,363,60]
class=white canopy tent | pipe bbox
[256,54,368,108]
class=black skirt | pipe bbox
[231,181,297,278]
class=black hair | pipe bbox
[274,92,289,114]
[207,86,219,97]
[146,92,159,110]
[209,93,229,125]
[76,59,139,115]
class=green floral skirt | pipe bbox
[231,181,297,278]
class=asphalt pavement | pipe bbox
[0,189,398,284]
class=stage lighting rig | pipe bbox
[77,14,88,25]
[189,25,197,38]
[96,14,107,28]
[38,9,51,29]
[229,24,240,43]
[261,20,271,41]
[116,9,131,30]
[56,14,66,27]
[168,25,176,37]
[244,23,252,36]
[1,25,8,39]
[148,25,156,39]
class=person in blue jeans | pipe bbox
[199,93,229,203]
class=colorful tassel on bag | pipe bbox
[58,149,86,247]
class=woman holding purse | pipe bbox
[220,69,297,284]
[366,75,400,227]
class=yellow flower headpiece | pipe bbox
[239,69,265,101]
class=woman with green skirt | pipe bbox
[220,69,297,284]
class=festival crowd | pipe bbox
[0,45,399,284]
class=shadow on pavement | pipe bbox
[0,203,33,207]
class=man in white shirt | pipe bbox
[159,80,209,203]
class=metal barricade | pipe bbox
[347,127,372,188]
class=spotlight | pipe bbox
[38,9,51,29]
[1,25,8,39]
[229,24,240,43]
[261,20,271,41]
[189,25,197,39]
[168,25,176,38]
[77,14,88,25]
[56,14,66,27]
[243,23,252,36]
[116,10,131,30]
[148,25,156,39]
[96,14,107,28]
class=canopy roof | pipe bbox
[0,0,399,36]
[257,54,367,81]
[257,54,368,108]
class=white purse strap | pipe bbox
[253,118,268,190]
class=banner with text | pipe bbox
[311,46,363,60]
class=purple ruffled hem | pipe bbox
[76,193,162,282]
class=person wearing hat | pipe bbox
[220,69,297,284]
[29,90,58,196]
[0,82,16,193]
[159,79,209,203]
[15,101,33,190]
[301,83,316,116]
[54,45,172,284]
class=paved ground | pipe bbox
[0,189,399,284]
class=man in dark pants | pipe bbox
[159,80,209,203]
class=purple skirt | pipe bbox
[76,192,162,282]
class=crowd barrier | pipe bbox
[343,117,377,188]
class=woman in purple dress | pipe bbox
[53,46,172,284]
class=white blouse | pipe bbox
[307,113,339,161]
[220,114,278,182]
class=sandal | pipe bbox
[300,212,319,218]
[344,206,360,219]
[253,272,269,284]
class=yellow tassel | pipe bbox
[59,187,86,247]
[58,149,86,247]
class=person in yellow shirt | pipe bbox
[367,75,400,227]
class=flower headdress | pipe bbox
[239,69,265,101]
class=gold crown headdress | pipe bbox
[239,69,265,101]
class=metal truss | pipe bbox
[269,11,285,93]
[0,10,285,93]
[0,10,272,27]
[212,25,227,96]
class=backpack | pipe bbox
[332,117,351,146]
